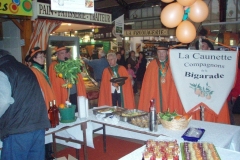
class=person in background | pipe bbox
[194,39,230,124]
[138,45,185,115]
[116,52,126,66]
[48,44,86,108]
[82,50,109,85]
[98,52,135,108]
[119,48,126,66]
[127,50,138,70]
[127,63,136,86]
[28,47,56,160]
[0,49,50,160]
[195,39,214,50]
[136,52,147,95]
[24,54,32,67]
[126,50,138,93]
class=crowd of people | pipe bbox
[0,38,239,160]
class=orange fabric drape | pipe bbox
[27,19,62,52]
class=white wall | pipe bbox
[0,21,22,62]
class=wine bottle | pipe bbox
[48,101,56,128]
[53,100,60,125]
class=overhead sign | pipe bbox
[35,2,111,24]
[50,0,94,14]
[0,0,32,16]
[115,15,124,35]
[124,29,168,37]
[170,49,238,114]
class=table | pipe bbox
[88,108,240,152]
[1,109,240,160]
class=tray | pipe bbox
[181,127,205,142]
[120,109,148,122]
[93,106,126,117]
[180,142,221,160]
[129,115,161,128]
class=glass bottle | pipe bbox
[149,99,158,132]
[48,101,56,128]
[53,100,60,125]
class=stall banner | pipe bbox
[169,49,238,114]
[0,0,32,16]
[115,14,124,35]
[51,0,94,14]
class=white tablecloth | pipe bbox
[1,109,240,154]
[89,108,240,152]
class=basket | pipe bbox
[160,116,192,130]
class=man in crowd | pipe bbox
[82,50,109,85]
[193,39,230,124]
[195,39,214,50]
[98,52,135,109]
[138,45,185,114]
[48,44,86,107]
[0,49,50,160]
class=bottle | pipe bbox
[48,101,56,128]
[149,99,158,132]
[53,100,60,125]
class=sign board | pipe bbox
[51,0,94,14]
[115,15,124,35]
[0,0,32,16]
[35,2,111,24]
[169,49,238,114]
[124,29,168,37]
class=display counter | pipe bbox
[81,63,99,106]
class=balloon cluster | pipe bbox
[160,0,209,43]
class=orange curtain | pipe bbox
[28,19,62,52]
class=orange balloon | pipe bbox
[161,0,174,3]
[160,2,184,28]
[177,0,196,6]
[189,1,209,23]
[176,21,196,43]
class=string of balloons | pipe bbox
[160,0,209,43]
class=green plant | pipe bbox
[55,59,82,86]
[54,59,82,101]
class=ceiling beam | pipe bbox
[115,0,129,10]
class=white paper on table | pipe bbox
[85,98,89,118]
[77,96,86,119]
[65,121,94,148]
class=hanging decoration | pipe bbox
[160,0,209,43]
[188,0,209,23]
[176,20,196,43]
[160,2,184,28]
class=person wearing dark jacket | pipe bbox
[119,48,126,66]
[136,52,147,94]
[0,49,50,160]
[82,50,109,85]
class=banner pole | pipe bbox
[200,105,205,121]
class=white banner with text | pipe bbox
[51,0,94,13]
[170,49,238,114]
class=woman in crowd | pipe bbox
[126,50,138,93]
[136,52,147,95]
[28,47,56,160]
